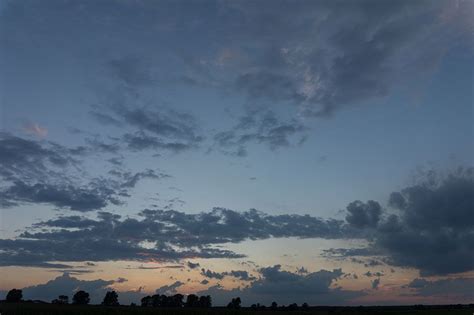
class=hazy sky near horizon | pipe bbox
[0,0,473,306]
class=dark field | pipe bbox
[0,304,473,315]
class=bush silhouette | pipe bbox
[51,295,68,304]
[6,289,22,303]
[185,294,199,307]
[227,297,241,309]
[72,290,90,305]
[198,295,212,308]
[102,290,119,306]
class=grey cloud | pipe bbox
[0,180,117,211]
[0,207,349,267]
[371,278,380,290]
[405,277,474,301]
[0,132,77,182]
[155,281,184,295]
[333,168,474,276]
[198,265,365,306]
[187,261,200,269]
[220,1,471,117]
[364,271,384,278]
[1,169,167,212]
[345,200,382,229]
[123,132,193,153]
[201,269,225,280]
[0,133,168,211]
[91,104,203,154]
[200,268,256,281]
[213,108,307,156]
[0,273,114,304]
[0,273,147,305]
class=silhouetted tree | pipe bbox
[102,290,119,306]
[288,303,298,310]
[170,294,184,307]
[141,295,153,307]
[302,302,309,309]
[185,294,199,307]
[198,295,212,308]
[51,295,68,305]
[227,297,241,309]
[271,301,278,310]
[72,290,90,305]
[6,289,22,303]
[151,294,166,307]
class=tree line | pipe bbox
[3,288,309,310]
[4,288,214,308]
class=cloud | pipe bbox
[0,273,114,304]
[198,265,365,306]
[91,104,203,154]
[180,0,471,117]
[213,108,307,156]
[0,208,349,267]
[200,269,225,280]
[371,278,380,290]
[0,132,169,211]
[187,261,200,269]
[345,200,382,229]
[333,168,474,276]
[405,277,474,301]
[1,169,168,212]
[22,122,48,138]
[155,281,184,295]
[0,132,76,182]
[200,268,256,281]
[0,273,148,305]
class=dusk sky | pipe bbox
[0,0,473,306]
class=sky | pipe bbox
[0,0,473,306]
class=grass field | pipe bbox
[0,304,473,315]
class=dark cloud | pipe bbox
[364,271,384,278]
[1,169,168,212]
[0,273,114,304]
[123,132,193,153]
[0,180,119,211]
[198,265,365,306]
[165,0,472,119]
[91,104,203,154]
[374,169,474,276]
[213,108,306,156]
[405,277,474,301]
[0,132,77,182]
[335,168,474,276]
[200,268,256,281]
[0,133,169,211]
[371,278,380,290]
[187,261,200,269]
[0,273,147,305]
[200,269,225,280]
[0,207,348,267]
[345,200,382,229]
[155,281,184,295]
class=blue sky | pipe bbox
[0,0,473,306]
